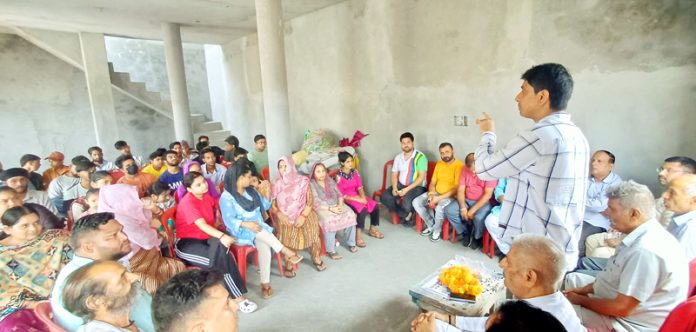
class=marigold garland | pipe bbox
[438,266,483,297]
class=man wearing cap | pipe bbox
[20,154,44,190]
[47,156,87,216]
[0,167,59,215]
[42,151,71,188]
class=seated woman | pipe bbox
[174,160,221,201]
[0,186,63,230]
[220,161,302,298]
[98,184,186,293]
[271,156,326,275]
[0,206,72,331]
[309,163,358,259]
[336,151,383,247]
[175,171,258,313]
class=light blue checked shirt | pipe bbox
[475,112,590,270]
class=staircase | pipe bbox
[107,63,231,144]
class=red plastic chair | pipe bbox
[34,301,67,332]
[371,160,394,201]
[482,229,496,259]
[658,296,696,332]
[261,166,270,181]
[230,244,285,285]
[160,207,177,258]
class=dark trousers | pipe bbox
[175,237,247,298]
[381,183,425,218]
[348,205,380,229]
[578,221,606,259]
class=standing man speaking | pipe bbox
[474,63,589,270]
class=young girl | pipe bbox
[147,182,176,213]
[80,189,100,218]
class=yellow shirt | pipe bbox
[432,160,464,195]
[141,164,167,180]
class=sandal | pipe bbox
[286,254,304,265]
[313,260,327,272]
[356,239,367,248]
[349,246,358,253]
[284,267,296,278]
[368,228,384,239]
[261,283,273,299]
[328,252,343,260]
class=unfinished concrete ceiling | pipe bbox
[0,0,345,44]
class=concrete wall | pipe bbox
[105,36,213,120]
[0,33,173,171]
[214,0,696,194]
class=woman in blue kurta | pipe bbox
[219,160,302,299]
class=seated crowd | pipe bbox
[1,63,695,332]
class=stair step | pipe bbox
[193,121,223,132]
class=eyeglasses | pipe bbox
[656,167,687,175]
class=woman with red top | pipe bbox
[174,171,257,314]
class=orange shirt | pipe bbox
[117,173,155,198]
[42,166,71,189]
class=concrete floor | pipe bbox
[238,217,501,332]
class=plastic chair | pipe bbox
[34,301,67,332]
[482,229,496,259]
[261,166,270,181]
[160,207,177,257]
[689,258,696,297]
[441,218,458,244]
[230,244,285,286]
[371,160,394,200]
[658,295,696,332]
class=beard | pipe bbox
[441,156,453,163]
[105,282,139,314]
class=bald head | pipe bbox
[502,235,566,296]
[663,174,696,215]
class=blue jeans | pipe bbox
[444,200,492,240]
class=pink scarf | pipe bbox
[98,184,161,250]
[272,156,309,222]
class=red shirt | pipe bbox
[459,168,497,201]
[175,193,218,240]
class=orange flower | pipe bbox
[439,266,483,297]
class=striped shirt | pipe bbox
[475,112,590,270]
[392,150,428,187]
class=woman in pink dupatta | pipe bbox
[270,156,325,276]
[174,160,221,202]
[98,184,185,293]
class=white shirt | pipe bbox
[435,292,586,332]
[475,112,590,270]
[76,320,144,332]
[202,163,227,192]
[47,175,80,199]
[95,160,117,171]
[392,149,428,187]
[24,189,59,215]
[594,219,688,331]
[667,209,696,261]
[584,172,622,229]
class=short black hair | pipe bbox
[183,171,204,189]
[0,186,16,195]
[169,141,181,149]
[156,148,167,155]
[224,135,239,147]
[200,147,216,158]
[1,205,37,227]
[233,147,248,158]
[71,156,95,173]
[596,150,616,164]
[147,182,171,197]
[89,171,111,183]
[399,132,414,142]
[19,154,41,167]
[521,63,574,111]
[71,212,115,248]
[164,150,178,159]
[338,151,353,164]
[149,150,164,161]
[664,156,696,174]
[114,140,128,150]
[114,154,135,169]
[439,142,453,150]
[152,269,226,332]
[253,134,266,143]
[87,146,102,155]
[486,300,567,332]
[198,135,209,142]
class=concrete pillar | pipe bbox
[79,32,120,147]
[255,0,291,178]
[162,23,193,143]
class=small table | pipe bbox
[409,260,506,316]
